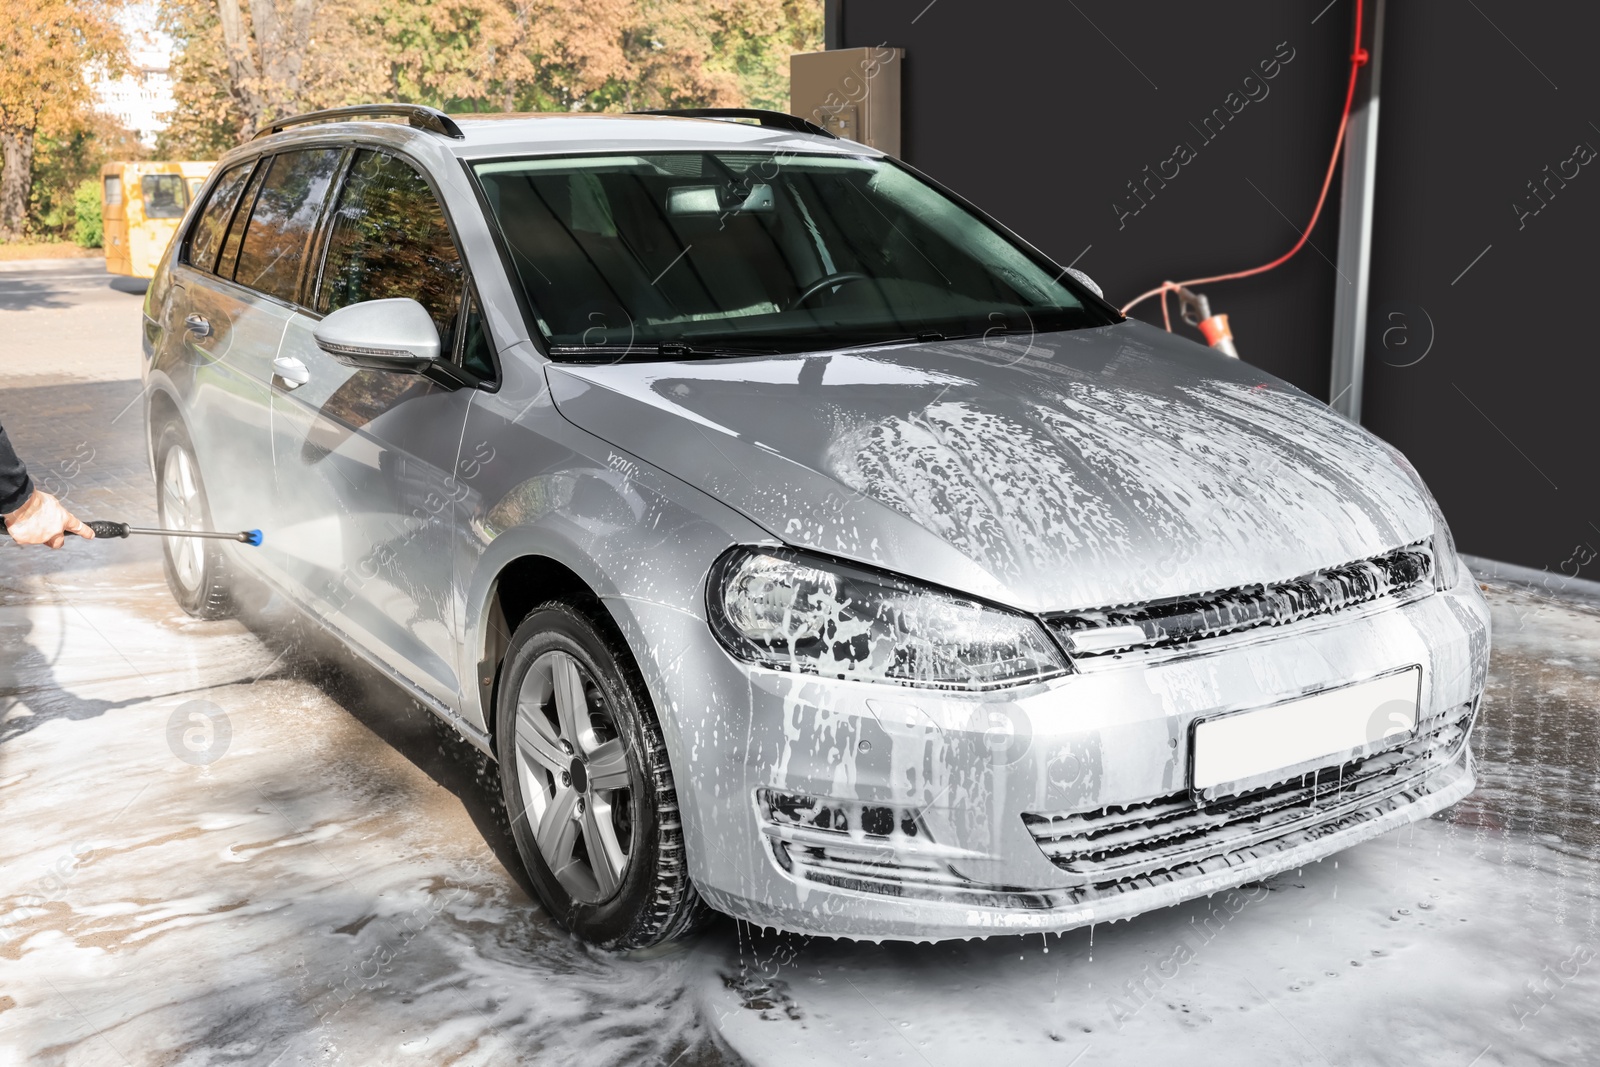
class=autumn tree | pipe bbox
[712,0,824,112]
[159,0,822,157]
[160,0,388,152]
[213,0,390,135]
[31,111,147,240]
[214,0,319,135]
[0,0,126,240]
[394,0,822,113]
[158,0,243,155]
[383,0,548,113]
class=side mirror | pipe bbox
[313,298,440,372]
[1065,267,1103,299]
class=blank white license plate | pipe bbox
[1192,667,1422,795]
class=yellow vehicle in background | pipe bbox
[102,161,215,279]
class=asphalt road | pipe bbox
[2,260,1598,1067]
[0,259,151,384]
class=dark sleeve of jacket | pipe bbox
[0,418,35,515]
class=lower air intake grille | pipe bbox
[757,789,1056,909]
[1023,702,1473,888]
[1049,540,1435,657]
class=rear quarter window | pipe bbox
[185,162,254,274]
[216,164,269,282]
[234,148,344,304]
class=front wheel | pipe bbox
[496,601,706,948]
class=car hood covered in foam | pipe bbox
[545,320,1434,614]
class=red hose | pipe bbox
[1122,0,1370,319]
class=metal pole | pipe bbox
[1328,0,1385,422]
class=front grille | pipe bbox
[1049,540,1435,658]
[1023,701,1473,889]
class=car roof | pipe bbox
[245,112,875,161]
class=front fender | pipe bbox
[454,369,770,762]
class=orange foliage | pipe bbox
[160,0,821,154]
[0,0,126,237]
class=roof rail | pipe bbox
[253,104,465,141]
[629,108,836,140]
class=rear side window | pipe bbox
[103,176,122,207]
[141,174,189,219]
[235,148,343,304]
[316,150,463,344]
[186,162,253,274]
[217,164,269,281]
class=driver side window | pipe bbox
[317,151,464,347]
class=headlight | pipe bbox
[707,547,1069,690]
[1430,500,1463,590]
[1383,444,1463,592]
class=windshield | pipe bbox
[472,151,1115,356]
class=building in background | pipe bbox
[93,20,173,147]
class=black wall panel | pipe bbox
[838,0,1354,397]
[838,0,1595,574]
[1361,0,1599,576]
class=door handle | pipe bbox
[184,313,212,338]
[272,355,311,390]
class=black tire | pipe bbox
[495,600,706,948]
[154,421,234,620]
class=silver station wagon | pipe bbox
[143,104,1488,947]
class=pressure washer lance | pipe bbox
[0,518,262,546]
[1175,285,1239,359]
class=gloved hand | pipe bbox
[2,489,94,549]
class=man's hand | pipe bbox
[2,490,94,549]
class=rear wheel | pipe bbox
[155,422,233,619]
[496,601,705,948]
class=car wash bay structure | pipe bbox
[801,0,1600,584]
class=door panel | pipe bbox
[270,315,470,705]
[188,149,346,592]
[161,161,280,544]
[264,148,479,705]
[173,270,290,541]
[103,171,130,275]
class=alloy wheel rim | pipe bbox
[514,649,635,904]
[160,446,204,594]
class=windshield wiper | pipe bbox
[551,342,781,362]
[655,342,781,358]
[835,331,997,350]
[834,326,1065,351]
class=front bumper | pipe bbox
[617,569,1490,941]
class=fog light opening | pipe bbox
[761,789,923,842]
